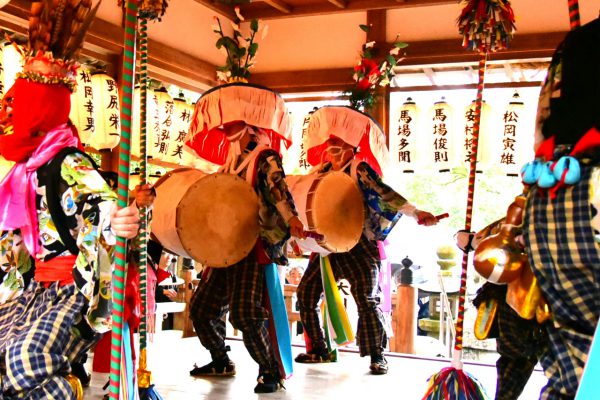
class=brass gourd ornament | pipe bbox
[473,196,527,284]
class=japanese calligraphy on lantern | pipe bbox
[393,97,419,172]
[89,72,120,150]
[459,100,492,170]
[429,97,453,171]
[298,107,317,173]
[167,97,194,165]
[498,92,527,176]
[69,68,95,145]
[151,88,174,161]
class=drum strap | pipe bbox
[348,159,361,183]
[243,145,270,185]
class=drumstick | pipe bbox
[418,213,449,225]
[304,231,325,241]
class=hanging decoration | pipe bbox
[89,72,120,150]
[393,97,420,173]
[429,97,454,172]
[423,1,516,399]
[69,67,95,146]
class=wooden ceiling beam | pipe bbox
[0,0,218,89]
[191,0,237,20]
[263,0,293,14]
[240,0,456,20]
[327,0,348,9]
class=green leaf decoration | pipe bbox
[248,42,258,57]
[359,24,370,33]
[250,19,259,32]
[395,41,409,49]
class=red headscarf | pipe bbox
[0,79,72,163]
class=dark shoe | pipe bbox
[369,353,388,375]
[295,349,334,364]
[190,359,236,377]
[254,372,284,393]
[70,361,91,387]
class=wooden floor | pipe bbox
[84,330,547,399]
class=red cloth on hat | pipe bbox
[0,79,72,163]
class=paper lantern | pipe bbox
[149,87,173,161]
[498,92,528,176]
[166,96,194,165]
[132,86,157,159]
[428,97,454,172]
[459,99,492,170]
[391,97,420,173]
[69,68,95,145]
[88,72,120,150]
[2,43,21,94]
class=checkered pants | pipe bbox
[189,252,277,373]
[524,165,600,400]
[0,282,95,399]
[296,236,385,357]
[495,294,547,400]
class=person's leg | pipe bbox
[188,268,234,376]
[295,254,331,362]
[228,253,280,392]
[335,238,387,374]
[495,299,545,400]
[2,284,84,399]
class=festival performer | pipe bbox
[520,16,600,400]
[0,1,154,398]
[456,221,547,400]
[185,12,305,394]
[294,105,438,374]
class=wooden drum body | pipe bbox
[152,168,259,267]
[287,171,364,254]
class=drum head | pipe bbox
[312,171,364,252]
[177,173,259,267]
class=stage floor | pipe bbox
[85,330,547,399]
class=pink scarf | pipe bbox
[0,124,79,256]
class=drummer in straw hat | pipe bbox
[184,11,305,394]
[295,29,439,375]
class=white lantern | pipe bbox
[2,43,22,93]
[498,92,531,176]
[89,72,120,150]
[167,96,195,165]
[428,97,454,172]
[132,86,158,159]
[392,97,420,173]
[148,88,173,161]
[69,68,95,145]
[459,99,492,170]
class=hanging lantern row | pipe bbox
[389,94,530,174]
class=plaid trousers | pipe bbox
[189,251,278,374]
[296,235,385,357]
[0,282,95,399]
[524,165,600,400]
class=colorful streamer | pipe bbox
[264,263,294,378]
[320,255,354,346]
[108,0,138,398]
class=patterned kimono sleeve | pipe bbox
[59,153,118,333]
[356,162,418,216]
[0,230,33,304]
[258,151,298,224]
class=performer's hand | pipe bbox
[133,184,156,208]
[416,211,438,226]
[110,204,140,239]
[288,215,306,239]
[163,289,178,301]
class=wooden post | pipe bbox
[394,261,417,354]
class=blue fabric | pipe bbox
[264,263,293,378]
[576,322,600,400]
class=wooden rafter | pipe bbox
[327,0,347,8]
[191,0,237,20]
[240,0,457,20]
[263,0,293,14]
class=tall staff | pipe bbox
[423,1,515,399]
[108,0,139,398]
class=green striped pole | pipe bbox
[108,0,138,398]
